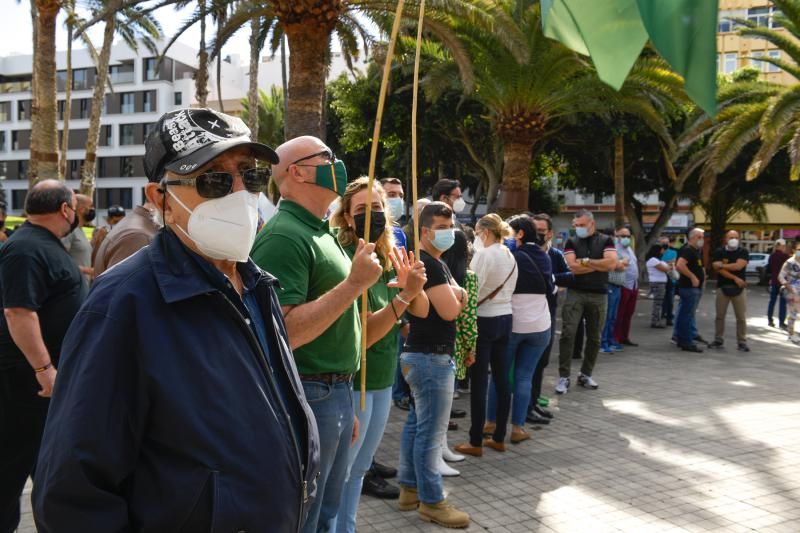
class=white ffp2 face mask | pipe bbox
[169,189,259,262]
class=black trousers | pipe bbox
[530,309,557,408]
[469,315,512,446]
[0,364,49,533]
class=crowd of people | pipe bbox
[0,107,797,533]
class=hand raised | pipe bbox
[387,248,426,296]
[348,239,383,290]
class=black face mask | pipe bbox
[66,210,79,236]
[533,232,547,246]
[0,219,5,229]
[84,208,96,223]
[353,211,386,243]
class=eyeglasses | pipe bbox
[291,149,335,167]
[162,167,270,199]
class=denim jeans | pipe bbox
[662,278,675,321]
[301,380,356,533]
[530,310,556,410]
[675,287,702,347]
[601,285,622,349]
[468,315,512,445]
[768,284,787,326]
[391,334,409,402]
[488,328,551,426]
[398,352,454,504]
[334,387,392,533]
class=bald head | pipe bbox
[274,135,328,187]
[25,180,74,215]
[76,194,92,209]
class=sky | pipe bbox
[0,2,253,60]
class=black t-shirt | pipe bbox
[563,233,616,293]
[677,244,705,289]
[0,222,87,370]
[711,247,749,288]
[406,251,457,349]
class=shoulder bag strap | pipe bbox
[477,256,517,307]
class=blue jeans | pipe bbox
[488,328,552,426]
[601,285,622,349]
[676,287,702,347]
[768,284,787,325]
[334,387,392,533]
[392,334,409,402]
[662,278,675,321]
[398,352,454,504]
[301,380,356,533]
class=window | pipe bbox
[120,156,134,177]
[97,188,133,209]
[748,6,770,27]
[102,125,112,146]
[143,58,159,81]
[17,160,27,178]
[142,91,156,113]
[174,91,182,106]
[718,9,745,32]
[0,131,5,151]
[0,102,9,122]
[12,190,27,210]
[67,160,83,180]
[120,124,136,146]
[97,157,106,178]
[72,68,89,90]
[109,62,134,84]
[79,98,91,119]
[724,53,738,74]
[17,100,30,121]
[57,100,65,121]
[751,51,766,71]
[11,131,19,150]
[768,50,781,72]
[121,93,135,114]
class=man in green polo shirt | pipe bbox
[251,135,382,533]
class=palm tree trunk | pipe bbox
[81,15,115,197]
[216,55,224,112]
[614,134,626,228]
[32,0,61,183]
[60,23,74,180]
[29,1,39,187]
[246,16,260,137]
[285,23,330,139]
[196,0,209,107]
[281,34,288,139]
[495,138,532,217]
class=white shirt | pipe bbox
[470,242,518,317]
[646,257,668,283]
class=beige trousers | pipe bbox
[714,289,747,344]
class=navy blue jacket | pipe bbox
[33,230,320,533]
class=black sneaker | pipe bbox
[780,324,789,331]
[526,410,551,425]
[394,397,411,411]
[694,335,710,345]
[738,343,751,352]
[708,340,724,349]
[533,405,554,419]
[666,320,674,326]
[371,461,397,479]
[681,344,704,353]
[769,320,775,327]
[361,472,400,499]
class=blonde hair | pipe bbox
[332,177,395,271]
[476,213,512,241]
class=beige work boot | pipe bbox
[419,499,470,528]
[398,485,419,511]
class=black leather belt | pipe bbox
[403,344,453,355]
[300,373,353,384]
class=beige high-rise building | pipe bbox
[717,0,794,85]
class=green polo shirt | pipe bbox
[251,200,361,375]
[344,244,399,391]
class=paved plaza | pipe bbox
[18,284,800,532]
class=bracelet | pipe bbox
[34,362,52,373]
[396,293,411,306]
[389,299,402,324]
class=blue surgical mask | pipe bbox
[575,227,589,239]
[430,228,455,251]
[620,237,631,247]
[504,237,517,251]
[387,197,404,220]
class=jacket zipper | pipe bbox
[218,293,306,532]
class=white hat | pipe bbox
[776,238,786,245]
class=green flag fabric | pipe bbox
[542,0,718,116]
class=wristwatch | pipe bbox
[580,258,590,266]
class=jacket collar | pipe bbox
[148,229,277,304]
[278,200,328,231]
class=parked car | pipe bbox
[747,252,769,275]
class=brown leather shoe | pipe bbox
[482,422,496,436]
[510,429,531,444]
[483,438,506,452]
[453,442,483,457]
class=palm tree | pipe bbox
[79,0,161,196]
[241,87,285,148]
[31,0,63,184]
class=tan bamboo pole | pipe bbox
[411,0,426,250]
[360,0,406,411]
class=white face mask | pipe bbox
[452,197,466,213]
[727,238,739,249]
[473,235,485,251]
[168,189,259,262]
[387,197,404,220]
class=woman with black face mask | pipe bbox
[331,177,429,533]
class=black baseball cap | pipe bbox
[108,205,126,217]
[144,108,280,182]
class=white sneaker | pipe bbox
[438,455,460,477]
[442,444,465,463]
[577,373,599,389]
[555,377,570,394]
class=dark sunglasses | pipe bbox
[290,149,335,168]
[162,167,270,199]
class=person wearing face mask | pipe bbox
[398,202,470,528]
[61,193,96,283]
[556,210,617,394]
[330,177,429,533]
[431,179,468,285]
[251,135,384,533]
[32,109,319,533]
[674,228,707,352]
[380,177,408,248]
[611,226,639,348]
[92,200,161,278]
[0,180,87,533]
[778,241,800,344]
[709,230,750,352]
